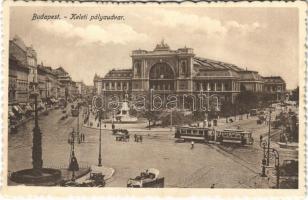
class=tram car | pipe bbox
[175,126,253,146]
[215,129,254,145]
[175,126,209,142]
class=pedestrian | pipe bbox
[210,184,215,188]
[191,141,194,149]
[104,124,106,129]
[260,135,263,146]
[134,134,137,142]
[140,135,143,143]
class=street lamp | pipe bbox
[31,90,43,174]
[68,128,79,181]
[260,141,280,188]
[98,109,102,167]
[267,108,274,166]
[260,140,267,177]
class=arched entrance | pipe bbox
[149,63,175,91]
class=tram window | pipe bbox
[187,130,191,134]
[199,130,203,135]
[193,130,197,135]
[181,129,186,134]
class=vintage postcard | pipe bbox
[1,0,306,197]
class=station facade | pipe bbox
[94,41,286,106]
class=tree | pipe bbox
[290,86,299,103]
[237,90,259,113]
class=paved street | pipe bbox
[8,106,297,188]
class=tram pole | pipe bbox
[267,110,272,166]
[98,110,102,167]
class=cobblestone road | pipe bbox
[8,106,297,188]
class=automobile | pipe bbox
[127,168,164,188]
[113,129,130,142]
[79,172,105,187]
[250,109,258,116]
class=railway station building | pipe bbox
[94,41,286,108]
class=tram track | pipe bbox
[207,144,260,174]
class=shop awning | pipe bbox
[13,106,19,113]
[9,111,15,117]
[17,105,25,114]
[26,105,33,111]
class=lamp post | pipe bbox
[77,103,80,143]
[267,109,272,166]
[68,128,79,181]
[260,140,267,177]
[260,142,280,188]
[31,90,43,174]
[98,109,102,167]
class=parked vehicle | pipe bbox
[127,168,164,188]
[250,109,258,116]
[113,129,130,142]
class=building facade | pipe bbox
[54,67,72,100]
[263,76,286,101]
[94,41,286,107]
[9,37,30,105]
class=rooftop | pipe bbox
[263,76,286,84]
[193,57,244,72]
[104,69,132,79]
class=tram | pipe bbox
[216,129,254,145]
[175,126,209,142]
[175,126,253,146]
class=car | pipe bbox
[127,168,164,188]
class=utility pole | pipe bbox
[98,110,102,167]
[267,109,272,166]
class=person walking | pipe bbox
[259,135,263,146]
[191,141,194,149]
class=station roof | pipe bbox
[104,69,132,79]
[193,57,244,72]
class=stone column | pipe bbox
[221,82,224,91]
[120,82,123,91]
[214,82,217,91]
[207,82,210,91]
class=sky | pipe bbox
[9,6,299,89]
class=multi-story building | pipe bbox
[37,64,61,101]
[37,65,47,101]
[9,37,30,105]
[70,81,79,99]
[239,70,264,92]
[9,54,29,105]
[76,81,86,97]
[94,41,285,106]
[54,67,72,100]
[263,76,286,101]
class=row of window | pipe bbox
[103,82,130,90]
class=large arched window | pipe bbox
[149,63,175,91]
